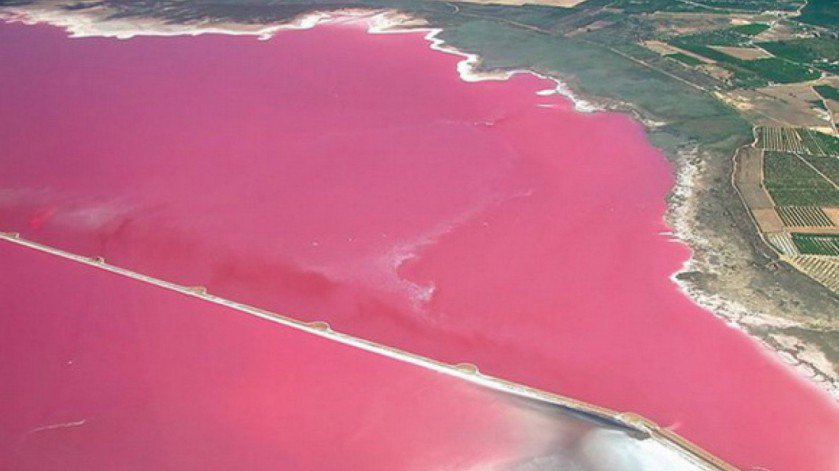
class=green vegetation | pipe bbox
[732,58,820,84]
[758,38,839,74]
[802,152,839,181]
[800,129,839,155]
[792,233,839,256]
[729,23,771,36]
[810,99,828,111]
[814,84,839,101]
[764,151,839,206]
[667,53,703,66]
[609,0,707,14]
[679,49,817,87]
[688,0,802,12]
[670,26,821,87]
[610,0,801,14]
[796,0,839,29]
[434,19,751,152]
[673,24,769,48]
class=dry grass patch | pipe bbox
[731,88,831,128]
[824,207,839,226]
[708,45,773,60]
[449,0,587,6]
[752,208,785,232]
[643,40,714,63]
[649,12,756,35]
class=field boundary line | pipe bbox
[795,152,839,189]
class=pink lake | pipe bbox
[2,241,707,470]
[0,18,837,470]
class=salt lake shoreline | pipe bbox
[2,5,836,399]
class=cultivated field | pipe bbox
[799,129,839,156]
[763,151,839,206]
[777,206,835,227]
[767,232,799,256]
[792,233,839,256]
[669,24,821,88]
[451,0,587,6]
[757,128,839,156]
[740,124,839,293]
[784,255,839,292]
[709,45,772,61]
[757,127,807,153]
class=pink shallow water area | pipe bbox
[1,241,706,470]
[0,18,837,470]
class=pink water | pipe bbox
[0,19,837,470]
[4,241,684,470]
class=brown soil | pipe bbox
[643,40,715,63]
[824,207,839,226]
[734,84,834,128]
[449,0,587,7]
[709,45,773,60]
[752,208,785,232]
